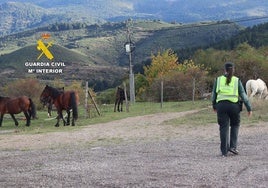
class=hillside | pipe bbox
[1,20,267,91]
[0,44,92,69]
[0,20,245,90]
[212,22,268,50]
[0,44,126,89]
[0,20,243,65]
[128,21,242,64]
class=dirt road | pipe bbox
[0,110,267,187]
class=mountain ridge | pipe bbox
[0,0,267,36]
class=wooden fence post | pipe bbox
[85,81,88,118]
[161,80,163,109]
[88,90,101,116]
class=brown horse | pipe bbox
[40,85,79,127]
[114,87,125,112]
[0,96,36,127]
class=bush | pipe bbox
[1,78,43,109]
[96,88,116,104]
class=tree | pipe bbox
[179,60,209,101]
[135,73,149,101]
[144,48,179,84]
[225,43,268,84]
[142,49,209,101]
[193,43,268,88]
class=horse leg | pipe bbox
[120,100,123,112]
[71,111,75,126]
[23,111,30,126]
[114,99,118,112]
[55,114,60,127]
[48,103,52,117]
[10,114,19,126]
[55,111,62,127]
[62,113,66,126]
[117,100,121,112]
[66,110,70,126]
[250,90,257,98]
[260,90,264,99]
[28,108,32,120]
[56,110,66,127]
[71,117,75,126]
[0,114,3,127]
[68,109,75,126]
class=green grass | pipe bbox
[165,99,268,127]
[165,107,216,127]
[74,100,211,129]
[0,99,267,135]
[0,100,209,134]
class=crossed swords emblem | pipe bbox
[37,39,54,60]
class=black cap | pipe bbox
[224,62,234,70]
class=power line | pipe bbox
[167,15,268,31]
[231,15,268,23]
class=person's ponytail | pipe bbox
[224,62,234,85]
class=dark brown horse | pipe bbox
[40,85,79,127]
[0,96,36,126]
[45,87,64,117]
[114,87,125,112]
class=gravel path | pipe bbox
[0,109,267,187]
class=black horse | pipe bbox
[45,87,64,117]
[114,87,125,112]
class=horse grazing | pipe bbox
[45,87,64,117]
[40,85,79,127]
[114,87,125,112]
[246,78,268,99]
[0,96,36,127]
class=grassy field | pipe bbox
[167,99,268,127]
[0,99,267,135]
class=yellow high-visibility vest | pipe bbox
[216,75,239,103]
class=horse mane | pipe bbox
[0,96,10,101]
[46,85,63,98]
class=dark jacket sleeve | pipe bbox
[238,80,252,112]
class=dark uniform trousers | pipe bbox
[216,100,240,155]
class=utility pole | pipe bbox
[125,20,135,103]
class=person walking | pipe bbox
[211,62,252,157]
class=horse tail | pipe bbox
[70,92,78,120]
[29,98,37,119]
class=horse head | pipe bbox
[263,86,268,100]
[40,85,52,105]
